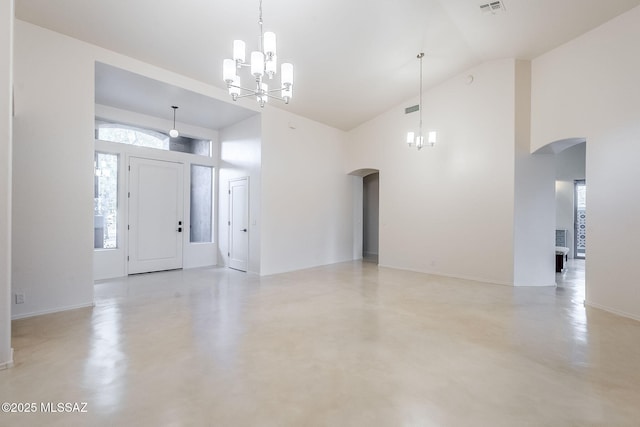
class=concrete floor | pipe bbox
[1,259,639,426]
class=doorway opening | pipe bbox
[551,139,586,298]
[363,172,379,264]
[348,168,380,264]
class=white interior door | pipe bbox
[229,177,249,272]
[128,157,184,274]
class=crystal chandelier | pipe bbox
[223,0,294,107]
[406,53,436,150]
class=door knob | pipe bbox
[177,227,182,232]
[241,228,247,232]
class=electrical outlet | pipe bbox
[15,293,25,304]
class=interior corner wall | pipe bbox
[259,107,354,276]
[0,0,14,367]
[513,60,556,287]
[218,113,262,274]
[531,6,640,319]
[347,59,517,285]
[555,143,586,259]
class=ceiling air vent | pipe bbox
[480,1,506,14]
[405,105,419,114]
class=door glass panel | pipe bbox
[94,152,118,249]
[190,165,214,243]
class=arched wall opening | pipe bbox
[348,168,380,263]
[535,137,587,296]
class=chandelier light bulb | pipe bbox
[428,130,437,146]
[407,131,415,146]
[223,59,236,84]
[263,32,277,58]
[281,63,293,87]
[251,51,265,77]
[266,55,277,78]
[233,40,246,63]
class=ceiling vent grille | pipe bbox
[480,1,506,14]
[405,105,419,114]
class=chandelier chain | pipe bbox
[258,0,264,53]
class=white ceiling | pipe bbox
[15,0,640,131]
[95,63,258,130]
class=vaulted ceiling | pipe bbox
[15,0,640,131]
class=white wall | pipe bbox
[0,0,14,367]
[12,20,239,318]
[555,143,586,258]
[218,114,262,274]
[260,107,354,276]
[531,6,640,319]
[347,59,517,285]
[12,21,95,318]
[513,60,556,287]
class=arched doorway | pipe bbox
[348,168,380,264]
[534,138,586,297]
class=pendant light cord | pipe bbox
[418,53,424,136]
[172,106,177,129]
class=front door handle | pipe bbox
[177,227,182,232]
[241,228,247,232]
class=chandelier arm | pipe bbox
[265,87,289,94]
[227,83,264,93]
[263,93,286,101]
[230,90,287,100]
[234,93,260,100]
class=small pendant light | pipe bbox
[169,106,179,138]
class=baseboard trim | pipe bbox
[378,263,514,287]
[585,300,640,322]
[0,348,14,370]
[11,302,95,321]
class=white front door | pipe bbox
[128,157,184,274]
[229,177,249,272]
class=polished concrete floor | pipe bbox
[2,260,640,426]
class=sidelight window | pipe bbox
[190,165,214,243]
[94,152,119,249]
